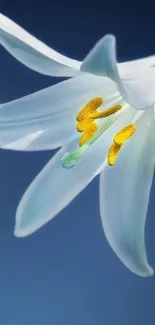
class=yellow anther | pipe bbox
[76,97,103,122]
[108,143,122,166]
[79,122,98,147]
[89,104,122,119]
[114,124,136,145]
[76,118,94,132]
[108,123,136,166]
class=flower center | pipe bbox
[61,95,136,169]
[76,97,122,147]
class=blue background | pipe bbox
[1,0,155,324]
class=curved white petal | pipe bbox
[14,105,136,237]
[81,34,155,110]
[0,13,81,76]
[118,56,155,78]
[0,75,114,150]
[99,107,155,277]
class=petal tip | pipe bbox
[14,226,29,238]
[80,33,117,79]
[141,265,154,277]
[14,216,35,238]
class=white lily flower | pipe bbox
[1,13,155,277]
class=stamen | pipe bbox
[76,97,103,122]
[113,124,136,145]
[107,123,136,166]
[61,95,126,169]
[108,143,122,166]
[89,104,122,119]
[79,122,98,146]
[76,118,94,132]
[61,115,121,169]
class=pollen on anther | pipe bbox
[79,122,98,146]
[76,118,94,132]
[89,104,122,119]
[108,143,122,166]
[76,97,103,122]
[114,124,136,145]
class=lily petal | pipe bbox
[81,35,155,110]
[14,105,136,237]
[99,107,155,277]
[0,75,114,150]
[0,13,81,76]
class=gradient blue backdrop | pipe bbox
[1,1,155,324]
